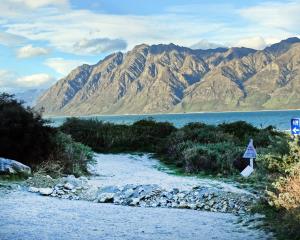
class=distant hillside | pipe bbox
[36,37,300,116]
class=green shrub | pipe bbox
[0,94,94,177]
[218,121,259,143]
[47,132,94,177]
[182,142,242,174]
[0,93,55,167]
[260,139,300,173]
[60,118,176,153]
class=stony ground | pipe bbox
[0,153,274,240]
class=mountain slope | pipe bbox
[36,37,300,116]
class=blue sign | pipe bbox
[291,118,300,135]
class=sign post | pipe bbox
[291,118,300,135]
[240,139,257,177]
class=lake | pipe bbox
[47,110,300,130]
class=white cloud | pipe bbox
[17,44,50,58]
[0,1,299,57]
[0,31,27,46]
[21,0,69,9]
[44,58,87,75]
[1,6,224,55]
[0,70,54,90]
[239,1,300,32]
[190,40,226,50]
[73,38,127,55]
[232,36,267,50]
[15,73,54,87]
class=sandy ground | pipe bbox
[0,153,273,240]
[90,153,253,194]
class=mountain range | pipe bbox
[35,37,300,116]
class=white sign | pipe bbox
[241,165,254,177]
[243,139,257,159]
[240,139,256,177]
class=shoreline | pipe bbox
[44,108,300,119]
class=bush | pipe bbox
[0,93,94,177]
[267,163,300,210]
[60,118,176,153]
[0,93,55,167]
[218,121,259,143]
[182,142,242,174]
[264,162,300,240]
[45,132,94,177]
[260,139,300,173]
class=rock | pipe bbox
[196,202,205,209]
[98,186,120,194]
[39,188,53,196]
[178,201,189,208]
[0,158,31,176]
[56,190,65,195]
[208,200,215,207]
[171,202,178,208]
[130,198,140,206]
[188,203,197,210]
[64,183,75,190]
[171,188,179,194]
[177,193,186,199]
[98,193,115,203]
[28,187,39,193]
[87,163,98,176]
[124,188,134,198]
[159,198,167,207]
[63,175,87,188]
[228,200,235,209]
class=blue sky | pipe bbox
[0,0,299,92]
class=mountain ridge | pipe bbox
[36,37,300,116]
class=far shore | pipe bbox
[44,108,300,119]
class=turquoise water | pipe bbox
[47,110,300,130]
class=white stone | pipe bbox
[39,188,53,196]
[28,187,39,193]
[0,158,31,175]
[64,183,75,190]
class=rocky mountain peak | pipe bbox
[35,37,300,116]
[265,37,300,56]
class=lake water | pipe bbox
[47,110,300,130]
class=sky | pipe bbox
[0,0,299,93]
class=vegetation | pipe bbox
[0,93,55,167]
[261,140,300,240]
[61,119,285,175]
[60,117,176,153]
[0,93,93,177]
[60,117,300,239]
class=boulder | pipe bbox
[28,187,39,193]
[39,188,53,196]
[98,193,115,203]
[64,183,75,190]
[0,158,31,176]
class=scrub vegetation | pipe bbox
[0,93,93,177]
[60,117,300,239]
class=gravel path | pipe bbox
[0,190,272,240]
[0,153,273,239]
[90,153,252,194]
